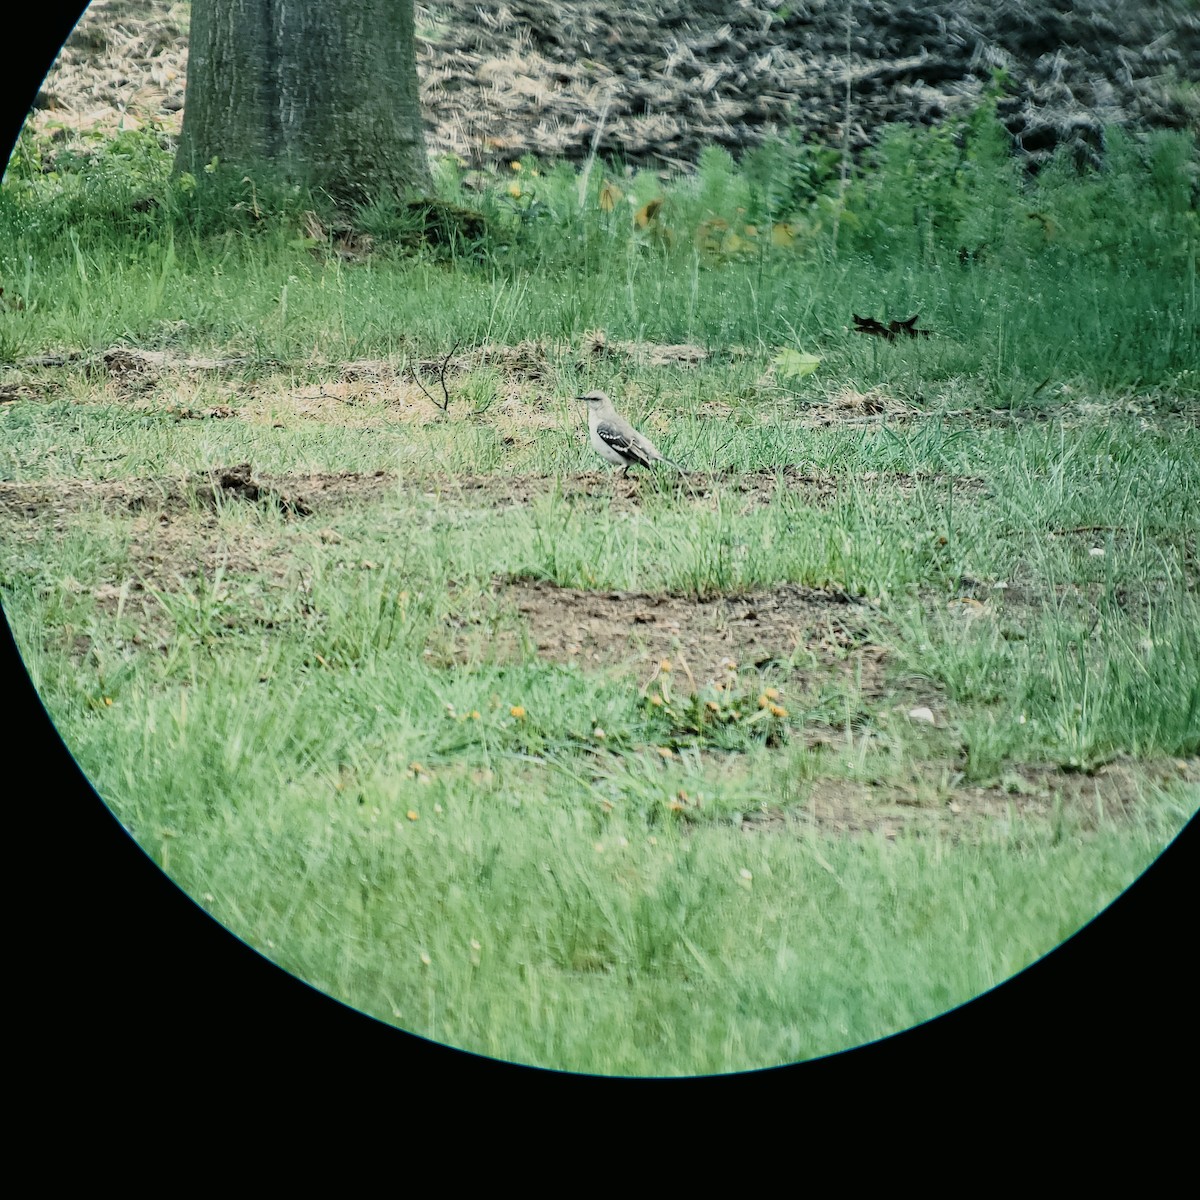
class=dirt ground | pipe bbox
[31,1,1200,172]
[3,456,1194,841]
[499,577,883,690]
[0,464,887,678]
[740,755,1198,840]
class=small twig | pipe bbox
[410,340,460,413]
[1050,525,1125,536]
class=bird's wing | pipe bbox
[595,420,657,466]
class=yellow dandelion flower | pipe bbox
[706,700,720,712]
[771,222,797,247]
[657,746,674,759]
[409,762,425,775]
[764,687,781,700]
[649,694,664,707]
[469,710,481,720]
[510,160,522,172]
[758,694,770,708]
[667,799,685,812]
[507,183,522,198]
[406,809,420,821]
[510,705,526,719]
[659,658,672,672]
[769,703,788,718]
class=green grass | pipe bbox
[1,112,1197,1074]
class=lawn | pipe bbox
[1,114,1196,1074]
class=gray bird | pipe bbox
[577,390,681,476]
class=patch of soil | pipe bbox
[95,346,250,378]
[426,467,986,512]
[8,339,727,427]
[789,386,917,428]
[0,384,38,405]
[580,331,710,369]
[496,579,885,691]
[740,755,1198,839]
[0,467,395,524]
[0,466,985,533]
[189,463,312,515]
[33,2,1199,174]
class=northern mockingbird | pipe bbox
[577,390,681,476]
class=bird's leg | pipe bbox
[622,465,630,478]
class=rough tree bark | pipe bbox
[176,0,431,205]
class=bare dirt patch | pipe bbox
[34,1,1196,175]
[495,579,885,691]
[423,466,985,513]
[0,466,985,536]
[0,466,395,525]
[741,755,1198,840]
[790,386,918,428]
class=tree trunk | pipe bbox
[176,0,431,206]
